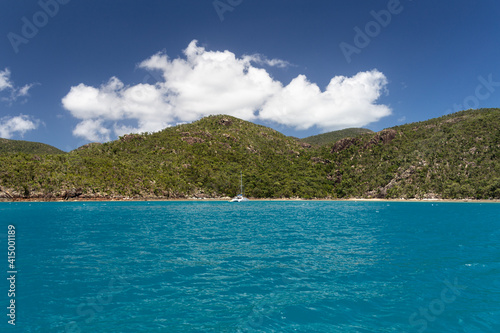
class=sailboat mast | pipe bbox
[240,171,243,195]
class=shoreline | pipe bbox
[1,197,499,203]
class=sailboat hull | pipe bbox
[230,196,249,202]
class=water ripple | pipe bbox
[1,201,499,332]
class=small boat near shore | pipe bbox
[230,171,249,202]
[230,194,249,202]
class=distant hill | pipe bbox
[1,109,499,200]
[66,114,326,199]
[301,128,374,146]
[0,115,327,199]
[0,138,65,155]
[320,108,500,199]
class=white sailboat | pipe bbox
[230,171,249,202]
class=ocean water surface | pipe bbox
[1,201,499,332]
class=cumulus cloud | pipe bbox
[260,70,390,131]
[62,77,174,140]
[72,119,112,142]
[62,40,391,141]
[0,114,40,139]
[0,68,35,104]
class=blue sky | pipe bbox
[1,0,499,151]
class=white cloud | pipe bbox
[0,115,40,139]
[0,68,35,103]
[260,70,391,131]
[72,119,111,142]
[0,68,14,91]
[242,54,292,68]
[62,40,391,141]
[17,84,33,97]
[62,77,174,139]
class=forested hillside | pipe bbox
[0,138,64,154]
[1,109,499,200]
[301,128,374,146]
[0,115,329,199]
[319,108,500,199]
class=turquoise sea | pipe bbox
[1,201,499,332]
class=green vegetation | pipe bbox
[301,128,374,146]
[0,115,329,200]
[320,108,500,199]
[0,138,65,154]
[1,109,500,200]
